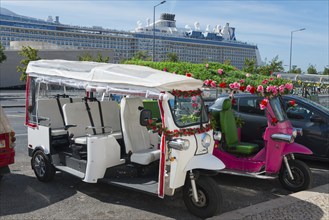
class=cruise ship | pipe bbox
[0,7,261,69]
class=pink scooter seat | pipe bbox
[219,98,259,155]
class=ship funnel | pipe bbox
[137,20,142,28]
[55,16,59,23]
[194,21,200,31]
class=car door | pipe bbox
[284,97,329,159]
[234,96,267,145]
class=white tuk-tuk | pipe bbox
[25,60,225,218]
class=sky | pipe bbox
[1,0,328,72]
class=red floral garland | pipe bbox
[171,89,202,97]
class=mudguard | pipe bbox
[282,142,313,156]
[184,154,225,172]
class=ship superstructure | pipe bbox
[0,7,261,68]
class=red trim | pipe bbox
[25,75,30,126]
[158,99,166,198]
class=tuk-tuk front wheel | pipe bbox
[183,176,222,218]
[279,159,312,192]
[32,150,55,182]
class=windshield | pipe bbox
[270,96,288,122]
[169,95,209,127]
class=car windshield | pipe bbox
[270,97,288,122]
[169,95,208,127]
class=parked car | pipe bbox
[210,93,329,161]
[0,105,16,180]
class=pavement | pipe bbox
[213,184,329,220]
[1,90,329,220]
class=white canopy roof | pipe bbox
[27,60,203,98]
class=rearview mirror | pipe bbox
[140,109,152,126]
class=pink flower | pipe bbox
[210,81,217,88]
[279,85,285,93]
[239,79,245,84]
[229,82,240,90]
[218,69,223,75]
[266,85,278,95]
[191,96,197,102]
[285,83,293,91]
[204,79,210,86]
[266,85,273,93]
[205,63,209,68]
[192,103,198,108]
[163,68,167,72]
[269,77,274,81]
[186,73,192,77]
[262,79,269,84]
[257,85,264,93]
[277,74,282,78]
[246,85,252,92]
[246,73,251,78]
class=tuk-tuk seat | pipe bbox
[219,98,258,155]
[121,97,160,165]
[63,101,122,145]
[37,98,80,136]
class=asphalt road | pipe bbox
[1,107,328,220]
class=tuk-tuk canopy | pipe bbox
[27,60,203,98]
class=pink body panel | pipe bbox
[213,148,266,173]
[282,142,313,156]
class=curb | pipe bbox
[211,184,329,220]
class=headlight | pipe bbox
[271,134,294,143]
[201,133,211,148]
[168,138,190,151]
[213,131,222,141]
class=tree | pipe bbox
[307,64,317,74]
[322,66,328,75]
[291,65,302,74]
[256,56,284,75]
[0,43,6,64]
[166,52,179,62]
[77,52,109,63]
[17,46,40,81]
[132,51,151,61]
[242,58,256,73]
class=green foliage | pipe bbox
[77,52,109,63]
[290,65,302,74]
[17,46,40,81]
[242,58,256,73]
[307,64,317,74]
[323,66,329,75]
[123,60,290,91]
[256,56,284,75]
[132,51,151,61]
[166,52,179,62]
[0,43,6,64]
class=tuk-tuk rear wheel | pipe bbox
[183,176,222,218]
[32,150,55,182]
